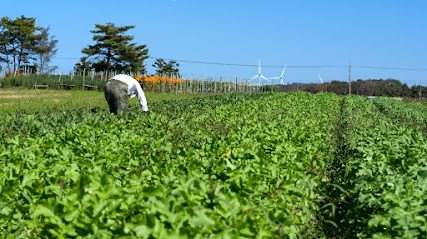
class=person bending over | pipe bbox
[104,74,148,114]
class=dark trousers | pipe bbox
[104,80,128,114]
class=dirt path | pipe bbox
[0,93,71,99]
[0,102,15,107]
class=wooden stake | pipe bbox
[349,63,352,94]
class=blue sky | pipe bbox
[1,0,426,85]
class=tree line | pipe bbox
[0,16,58,74]
[0,16,179,76]
[286,78,426,98]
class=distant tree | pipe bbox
[74,57,92,72]
[330,81,348,95]
[0,21,11,72]
[0,16,40,73]
[33,26,58,74]
[78,22,149,73]
[402,83,410,98]
[409,84,427,99]
[305,84,315,93]
[152,59,180,76]
[294,78,423,98]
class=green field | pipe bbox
[0,91,425,238]
[0,89,204,113]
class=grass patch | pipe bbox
[0,89,205,113]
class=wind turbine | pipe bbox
[249,59,270,86]
[318,74,324,84]
[269,65,287,85]
[318,74,324,92]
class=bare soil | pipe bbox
[43,99,61,103]
[0,93,71,99]
[0,102,15,106]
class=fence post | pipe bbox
[201,77,204,94]
[91,70,94,86]
[82,69,86,90]
[190,77,193,94]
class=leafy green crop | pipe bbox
[2,92,424,238]
[329,95,427,238]
[374,97,426,133]
[0,92,341,238]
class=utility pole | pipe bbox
[419,78,422,101]
[271,78,273,93]
[82,68,86,90]
[348,63,352,95]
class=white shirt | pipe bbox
[111,74,148,111]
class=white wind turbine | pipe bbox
[318,74,324,92]
[249,59,270,86]
[269,65,287,85]
[318,74,324,84]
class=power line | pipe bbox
[149,57,427,71]
[53,56,427,71]
[54,57,80,59]
[352,66,427,71]
[149,57,345,68]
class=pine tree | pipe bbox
[78,23,149,73]
[33,26,58,74]
[0,15,40,73]
[152,59,180,77]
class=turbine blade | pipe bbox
[258,59,261,74]
[269,77,280,80]
[281,65,287,77]
[261,75,270,82]
[318,74,323,83]
[250,75,258,81]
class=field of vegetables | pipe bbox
[0,92,425,238]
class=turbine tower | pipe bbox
[318,74,324,92]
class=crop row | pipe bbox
[373,97,426,133]
[2,93,425,238]
[329,95,426,238]
[0,92,341,238]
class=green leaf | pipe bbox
[189,211,215,227]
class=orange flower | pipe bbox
[4,72,28,77]
[134,75,188,90]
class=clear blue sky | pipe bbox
[1,0,426,85]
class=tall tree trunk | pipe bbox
[39,53,44,74]
[4,48,11,73]
[17,43,24,73]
